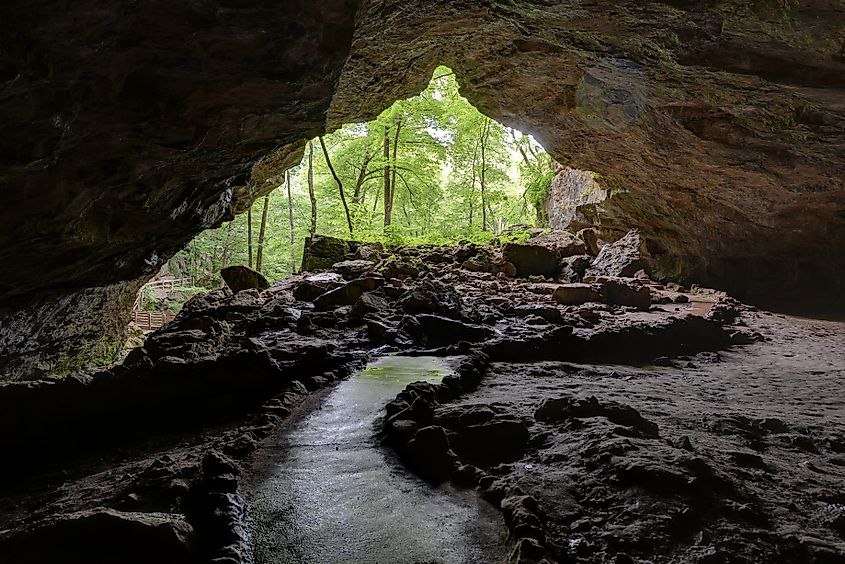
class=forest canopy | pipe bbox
[173,66,554,287]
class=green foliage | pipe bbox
[175,66,555,286]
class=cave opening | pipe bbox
[2,2,845,563]
[143,66,568,308]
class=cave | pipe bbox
[1,1,844,563]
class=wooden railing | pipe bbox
[133,311,177,332]
[133,277,194,311]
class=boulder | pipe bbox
[381,256,421,279]
[584,229,650,278]
[405,425,459,484]
[577,227,602,256]
[292,281,327,301]
[332,259,375,280]
[220,266,270,293]
[503,231,587,277]
[559,254,593,282]
[1,508,195,564]
[350,291,389,318]
[400,281,461,317]
[301,234,350,272]
[407,314,495,346]
[600,278,651,310]
[353,242,385,262]
[503,243,558,278]
[553,283,601,305]
[313,276,383,309]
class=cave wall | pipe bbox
[0,0,362,377]
[1,0,844,377]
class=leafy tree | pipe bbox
[170,66,555,290]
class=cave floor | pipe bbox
[422,311,845,563]
[1,248,843,563]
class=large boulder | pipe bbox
[400,281,461,317]
[503,231,587,278]
[220,266,270,293]
[0,508,195,564]
[405,314,495,346]
[600,278,652,310]
[332,259,375,280]
[301,235,351,272]
[559,255,593,283]
[553,283,601,306]
[585,229,650,278]
[313,276,383,309]
[502,243,558,277]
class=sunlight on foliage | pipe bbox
[172,66,554,285]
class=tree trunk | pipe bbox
[383,126,391,227]
[220,221,234,269]
[318,135,353,235]
[307,140,317,239]
[286,170,295,274]
[247,205,254,268]
[480,119,489,231]
[256,194,270,272]
[352,145,373,205]
[511,129,531,165]
[469,138,479,229]
[389,118,402,228]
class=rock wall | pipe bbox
[1,0,844,376]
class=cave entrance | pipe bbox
[162,66,554,294]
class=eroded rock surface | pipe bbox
[1,0,844,375]
[384,313,845,563]
[0,236,758,563]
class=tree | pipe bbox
[247,205,253,269]
[318,135,353,235]
[286,169,296,274]
[256,194,270,272]
[172,65,553,288]
[307,140,317,239]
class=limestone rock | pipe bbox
[503,232,587,279]
[553,283,601,306]
[220,266,270,293]
[600,278,652,310]
[559,255,593,283]
[405,314,495,346]
[313,276,383,309]
[350,291,389,319]
[2,508,194,564]
[503,243,558,278]
[577,228,602,256]
[585,230,650,279]
[302,235,351,272]
[332,259,375,280]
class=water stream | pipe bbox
[246,355,507,564]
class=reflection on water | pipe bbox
[247,356,507,564]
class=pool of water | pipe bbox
[245,355,507,564]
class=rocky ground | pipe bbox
[1,229,840,563]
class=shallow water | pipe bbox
[246,355,507,564]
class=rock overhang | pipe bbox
[1,0,844,377]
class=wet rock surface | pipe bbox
[383,313,845,563]
[2,0,844,375]
[0,235,839,563]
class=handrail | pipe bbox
[132,277,196,311]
